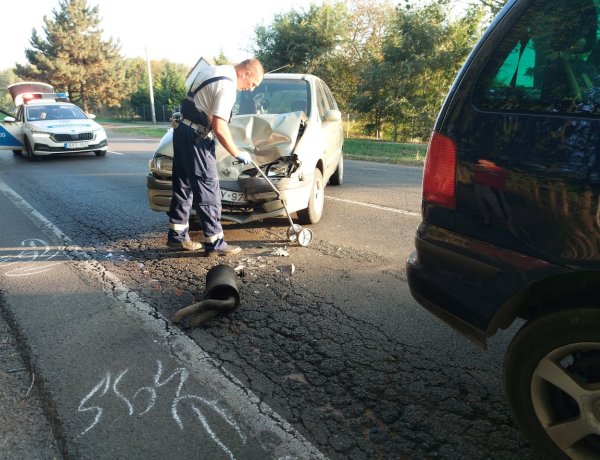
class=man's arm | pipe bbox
[211,116,240,158]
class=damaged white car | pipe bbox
[146,72,344,226]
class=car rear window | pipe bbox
[474,0,600,116]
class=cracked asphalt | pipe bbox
[101,232,536,460]
[0,131,539,459]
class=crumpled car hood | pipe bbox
[157,111,306,168]
[223,112,306,164]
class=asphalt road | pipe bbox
[0,128,538,459]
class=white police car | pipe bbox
[0,82,108,160]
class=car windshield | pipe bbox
[26,104,88,121]
[234,79,310,116]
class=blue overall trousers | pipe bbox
[167,77,231,246]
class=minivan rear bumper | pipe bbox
[406,223,560,348]
[406,240,495,349]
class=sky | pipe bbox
[3,0,472,71]
[2,0,325,70]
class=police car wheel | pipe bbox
[24,139,39,162]
[95,150,107,157]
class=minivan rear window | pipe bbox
[474,0,600,116]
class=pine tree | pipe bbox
[15,0,127,112]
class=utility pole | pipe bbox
[146,46,156,123]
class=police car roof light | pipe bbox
[22,92,70,103]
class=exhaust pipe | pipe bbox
[171,264,240,326]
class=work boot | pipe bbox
[166,240,203,251]
[204,239,242,257]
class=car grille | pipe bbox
[51,132,95,142]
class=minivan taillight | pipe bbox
[422,132,456,209]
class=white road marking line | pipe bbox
[0,178,325,459]
[326,195,421,216]
[108,150,123,155]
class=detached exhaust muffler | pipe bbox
[171,264,240,326]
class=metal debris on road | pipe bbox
[271,247,290,257]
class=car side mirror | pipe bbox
[324,110,341,122]
[2,116,16,123]
[87,113,96,119]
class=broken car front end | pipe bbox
[147,111,314,225]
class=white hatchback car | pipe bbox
[147,73,344,226]
[0,82,108,160]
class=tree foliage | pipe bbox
[370,0,487,139]
[0,69,19,110]
[253,0,490,141]
[14,0,127,112]
[6,0,502,136]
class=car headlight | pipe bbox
[149,153,173,179]
[29,127,51,135]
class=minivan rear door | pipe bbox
[445,0,600,266]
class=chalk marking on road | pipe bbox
[326,195,421,216]
[79,361,244,459]
[0,177,325,460]
[0,238,64,276]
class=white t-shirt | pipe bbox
[190,65,237,122]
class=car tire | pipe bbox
[330,153,344,186]
[24,138,39,162]
[297,168,324,225]
[503,307,600,459]
[12,150,22,156]
[95,150,107,157]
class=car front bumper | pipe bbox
[33,139,108,155]
[146,172,313,224]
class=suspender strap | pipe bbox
[187,76,233,99]
[182,75,234,127]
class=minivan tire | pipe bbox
[504,307,600,460]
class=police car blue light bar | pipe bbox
[22,92,69,103]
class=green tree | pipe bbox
[252,0,395,112]
[125,59,187,120]
[14,0,127,112]
[154,62,187,108]
[366,0,486,140]
[253,2,350,74]
[0,69,19,110]
[213,51,231,65]
[470,0,507,15]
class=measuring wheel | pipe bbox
[287,224,313,247]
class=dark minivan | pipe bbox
[406,0,600,458]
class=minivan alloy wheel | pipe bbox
[504,308,600,459]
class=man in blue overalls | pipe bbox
[167,59,264,256]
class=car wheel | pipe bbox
[297,168,324,225]
[504,307,600,459]
[24,138,39,162]
[12,150,22,156]
[95,150,107,157]
[330,153,344,186]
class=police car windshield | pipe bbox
[234,79,310,116]
[26,104,88,121]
